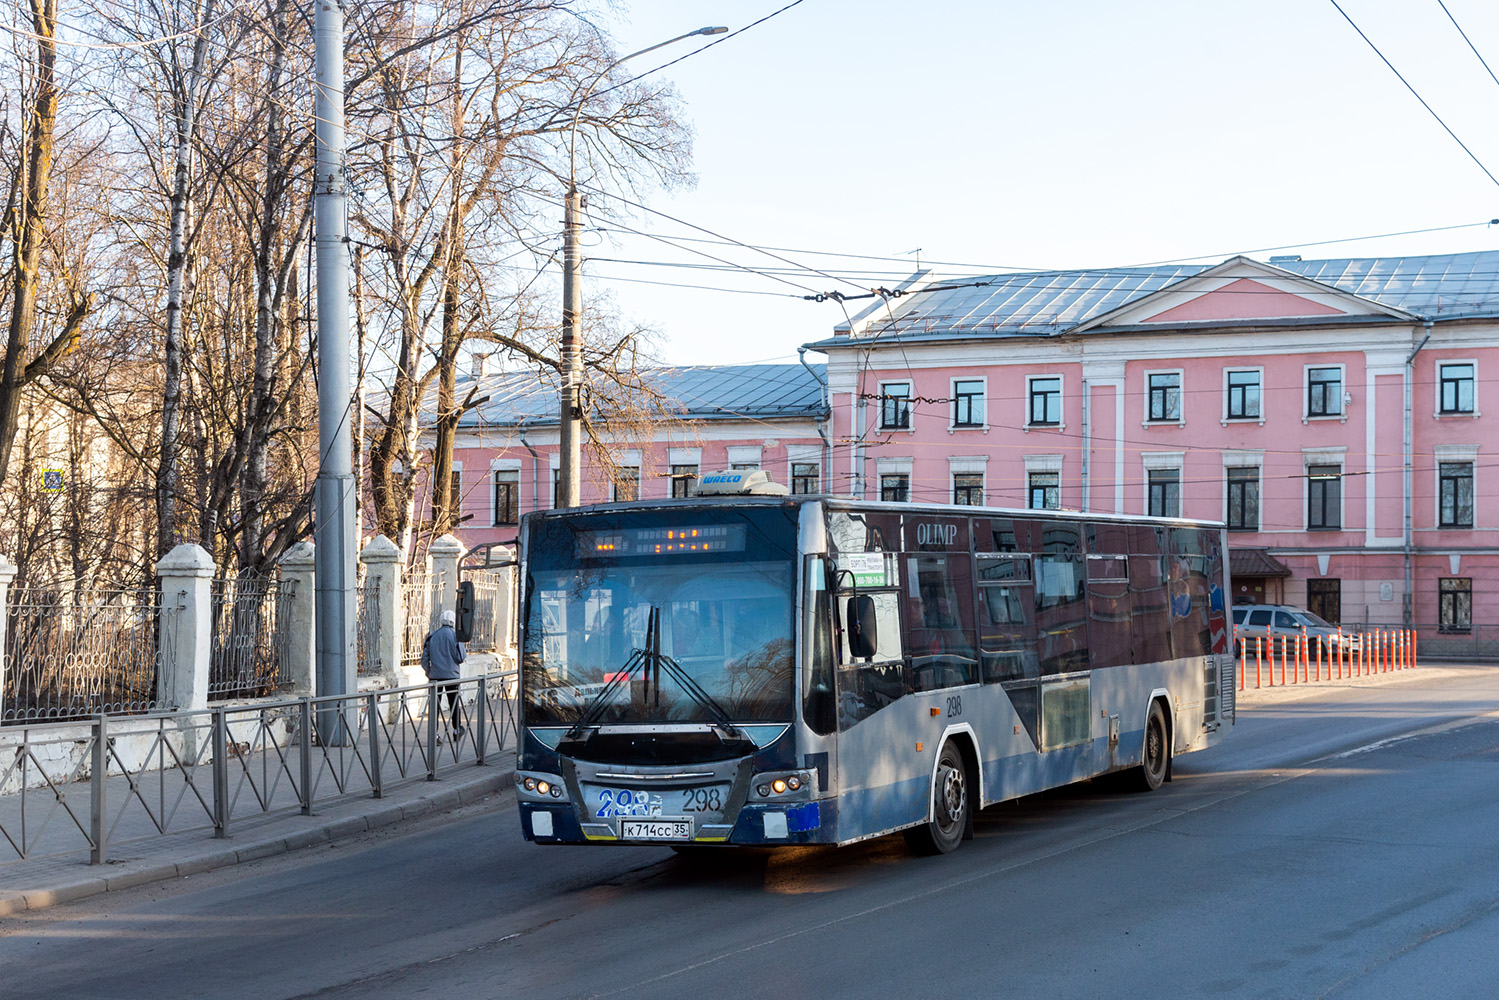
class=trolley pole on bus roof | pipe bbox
[313,0,355,742]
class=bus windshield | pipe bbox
[521,506,798,726]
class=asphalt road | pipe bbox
[3,668,1497,1000]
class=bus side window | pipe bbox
[835,590,904,731]
[903,554,978,692]
[977,555,1037,682]
[803,558,836,736]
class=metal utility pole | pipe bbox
[313,0,355,740]
[557,185,583,508]
[555,26,726,508]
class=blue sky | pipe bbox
[578,0,1499,366]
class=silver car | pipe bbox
[1232,605,1362,655]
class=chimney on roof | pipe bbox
[473,353,489,379]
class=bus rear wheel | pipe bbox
[1131,701,1170,792]
[905,743,969,855]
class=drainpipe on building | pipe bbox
[519,424,541,516]
[1404,321,1434,627]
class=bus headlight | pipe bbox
[536,780,551,796]
[524,777,536,791]
[753,769,815,799]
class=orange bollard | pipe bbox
[1238,633,1246,690]
[1279,632,1288,685]
[1255,635,1263,688]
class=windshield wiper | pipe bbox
[563,605,746,741]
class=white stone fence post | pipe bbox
[360,535,411,687]
[278,541,317,696]
[155,543,216,712]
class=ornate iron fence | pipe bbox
[208,577,293,700]
[357,578,381,676]
[401,571,432,667]
[466,571,504,652]
[2,588,163,723]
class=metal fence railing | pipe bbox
[208,577,293,700]
[0,671,518,864]
[2,588,163,724]
[401,572,432,667]
[356,578,381,675]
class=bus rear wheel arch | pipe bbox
[905,738,976,855]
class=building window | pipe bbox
[614,466,639,502]
[1307,367,1343,417]
[1308,465,1341,530]
[670,464,698,498]
[1439,578,1472,633]
[1439,363,1475,414]
[880,382,912,429]
[551,468,560,508]
[1307,579,1341,624]
[791,462,820,495]
[1028,471,1059,510]
[1227,370,1260,420]
[1147,469,1180,517]
[1147,372,1181,422]
[1439,462,1474,528]
[953,473,983,506]
[952,379,985,427]
[880,473,910,502]
[449,470,462,516]
[1028,377,1061,426]
[492,470,518,525]
[1226,467,1259,531]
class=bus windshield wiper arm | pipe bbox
[650,649,742,737]
[566,647,647,739]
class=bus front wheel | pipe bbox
[1132,701,1170,792]
[905,743,969,855]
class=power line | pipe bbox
[1326,0,1499,189]
[1437,0,1499,92]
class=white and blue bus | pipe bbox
[515,470,1233,854]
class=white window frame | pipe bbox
[949,375,987,433]
[1433,443,1479,529]
[1303,446,1347,531]
[726,445,763,471]
[786,443,822,494]
[1023,453,1062,510]
[1434,359,1480,419]
[878,380,914,431]
[948,455,988,506]
[1025,374,1065,431]
[448,460,464,518]
[1303,363,1348,424]
[489,459,522,526]
[1222,450,1264,532]
[1141,451,1185,518]
[1142,369,1185,427]
[1222,366,1266,426]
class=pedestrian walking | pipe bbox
[422,609,467,738]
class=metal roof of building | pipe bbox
[805,249,1499,346]
[456,362,827,429]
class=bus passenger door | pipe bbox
[831,583,922,841]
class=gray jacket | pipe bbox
[423,624,466,680]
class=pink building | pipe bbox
[423,363,829,552]
[807,251,1499,632]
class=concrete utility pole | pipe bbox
[556,25,726,508]
[313,0,355,739]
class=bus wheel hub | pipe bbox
[937,764,964,823]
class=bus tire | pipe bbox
[905,742,969,855]
[1132,701,1170,792]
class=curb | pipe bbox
[0,768,514,918]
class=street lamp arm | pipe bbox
[567,25,726,185]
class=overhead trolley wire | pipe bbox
[1327,0,1499,189]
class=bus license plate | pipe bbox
[620,818,692,841]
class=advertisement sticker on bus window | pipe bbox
[839,552,888,588]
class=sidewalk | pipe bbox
[0,746,515,917]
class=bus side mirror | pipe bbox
[847,594,877,659]
[456,580,476,642]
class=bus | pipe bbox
[514,469,1234,854]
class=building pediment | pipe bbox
[1073,256,1417,332]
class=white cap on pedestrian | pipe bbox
[441,610,456,627]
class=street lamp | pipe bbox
[556,25,727,509]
